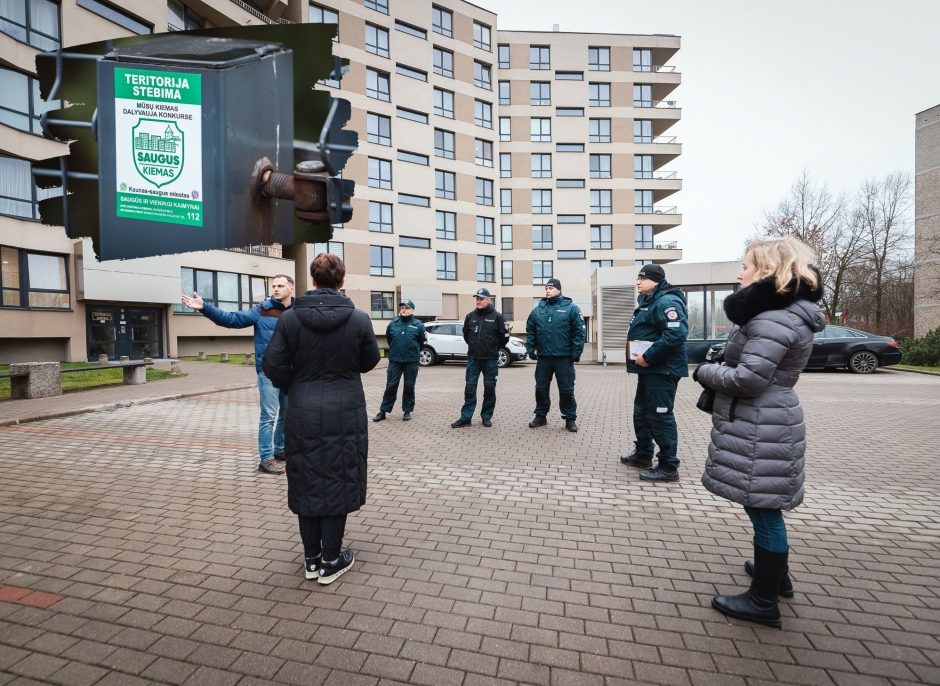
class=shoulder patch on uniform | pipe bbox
[578,312,584,320]
[665,308,678,320]
[504,322,511,331]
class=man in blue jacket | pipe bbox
[374,300,426,422]
[525,278,586,432]
[621,264,689,482]
[180,274,294,474]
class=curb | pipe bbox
[0,383,257,427]
[885,367,940,377]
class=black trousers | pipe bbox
[533,356,577,419]
[298,514,347,561]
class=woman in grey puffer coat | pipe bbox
[694,237,825,629]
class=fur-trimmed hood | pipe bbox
[724,268,824,327]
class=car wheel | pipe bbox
[419,347,436,367]
[848,351,878,374]
[497,349,510,368]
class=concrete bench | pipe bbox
[7,361,153,399]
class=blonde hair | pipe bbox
[746,237,819,294]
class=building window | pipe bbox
[369,201,393,233]
[436,210,456,239]
[368,157,392,189]
[532,225,553,250]
[533,260,553,284]
[556,142,584,153]
[501,260,513,286]
[366,68,390,101]
[590,118,611,143]
[589,46,610,71]
[475,178,493,206]
[529,45,550,70]
[168,0,203,31]
[397,106,428,124]
[369,245,394,276]
[0,67,59,136]
[473,21,491,50]
[371,290,395,319]
[499,116,511,142]
[0,155,60,220]
[78,0,150,35]
[2,0,61,49]
[499,153,511,178]
[634,119,652,143]
[591,224,612,249]
[477,255,495,282]
[559,250,585,260]
[433,88,454,118]
[590,153,612,179]
[531,189,552,214]
[395,19,426,39]
[397,149,428,165]
[366,112,391,146]
[398,193,429,207]
[498,44,510,68]
[591,259,613,273]
[474,99,493,128]
[634,154,653,179]
[502,297,514,320]
[589,82,610,107]
[498,80,510,105]
[556,107,583,117]
[474,138,493,167]
[558,214,585,224]
[431,5,452,37]
[556,71,583,81]
[500,188,512,214]
[433,47,454,77]
[313,241,345,260]
[364,0,388,13]
[531,153,552,178]
[0,245,69,309]
[435,169,455,199]
[365,23,389,57]
[635,190,654,213]
[473,61,492,89]
[634,84,652,107]
[591,189,612,214]
[556,179,584,188]
[501,224,513,249]
[396,63,427,81]
[400,236,430,249]
[530,117,551,142]
[633,48,652,72]
[434,128,455,159]
[176,268,268,314]
[476,216,495,244]
[437,251,457,280]
[635,224,654,248]
[530,81,550,106]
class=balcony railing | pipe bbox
[633,99,679,109]
[654,206,677,214]
[229,0,293,24]
[652,170,678,180]
[655,241,678,250]
[227,244,283,258]
[634,240,679,250]
[654,65,677,73]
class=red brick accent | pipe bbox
[0,585,63,608]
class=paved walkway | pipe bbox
[1,362,939,685]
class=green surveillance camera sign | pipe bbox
[113,68,203,226]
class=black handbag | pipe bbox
[696,387,716,414]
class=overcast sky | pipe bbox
[476,0,940,263]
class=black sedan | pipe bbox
[704,325,902,374]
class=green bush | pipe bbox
[901,326,940,366]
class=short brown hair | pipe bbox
[272,273,294,286]
[309,253,345,289]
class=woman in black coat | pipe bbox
[263,253,380,585]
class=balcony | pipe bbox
[635,240,682,262]
[226,244,284,258]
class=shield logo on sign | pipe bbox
[132,118,184,188]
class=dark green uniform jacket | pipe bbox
[627,280,689,377]
[525,295,587,359]
[386,315,426,363]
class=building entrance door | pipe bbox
[86,306,163,360]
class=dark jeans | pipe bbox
[380,360,419,413]
[744,507,788,553]
[632,373,680,470]
[460,357,499,421]
[298,514,348,561]
[533,356,577,419]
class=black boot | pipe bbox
[745,556,793,598]
[619,451,653,469]
[712,545,786,629]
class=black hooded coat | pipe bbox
[263,288,381,516]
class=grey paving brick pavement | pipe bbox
[1,360,939,685]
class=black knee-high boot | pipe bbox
[745,542,793,598]
[712,545,787,628]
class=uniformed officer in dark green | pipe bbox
[621,264,689,482]
[525,278,587,432]
[374,300,426,422]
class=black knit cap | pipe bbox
[637,264,665,283]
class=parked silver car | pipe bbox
[419,320,528,368]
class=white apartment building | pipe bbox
[0,0,681,362]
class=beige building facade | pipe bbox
[1,0,681,362]
[914,104,940,338]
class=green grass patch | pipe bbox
[893,364,940,375]
[179,353,252,364]
[0,362,179,400]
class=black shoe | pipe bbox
[713,545,787,628]
[403,412,412,421]
[451,418,471,428]
[639,466,679,482]
[528,415,547,428]
[304,556,321,580]
[619,452,653,469]
[258,460,285,474]
[373,412,386,422]
[318,550,355,585]
[482,419,493,427]
[745,559,794,598]
[564,419,578,432]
